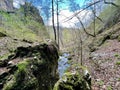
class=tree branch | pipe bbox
[63,0,119,23]
[104,0,119,7]
[63,0,102,23]
[76,16,95,37]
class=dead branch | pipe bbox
[95,14,104,23]
[76,16,95,37]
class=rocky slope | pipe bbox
[0,1,59,89]
[85,4,120,90]
[86,23,120,89]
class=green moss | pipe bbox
[22,78,39,90]
[116,61,120,65]
[114,53,120,57]
[118,78,120,81]
[0,53,11,60]
[3,75,16,90]
[54,71,91,90]
[17,60,29,71]
[5,60,30,90]
[3,60,36,90]
[118,36,120,41]
[69,63,89,73]
[0,32,6,37]
[0,11,49,42]
[2,43,59,90]
[107,85,112,90]
[97,80,104,86]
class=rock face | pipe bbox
[0,0,14,12]
[0,43,59,90]
[21,2,44,24]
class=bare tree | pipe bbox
[56,0,60,48]
[79,31,83,65]
[52,0,57,41]
[93,0,96,37]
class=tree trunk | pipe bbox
[57,0,59,48]
[52,0,57,41]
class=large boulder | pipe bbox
[0,43,59,90]
[53,66,91,90]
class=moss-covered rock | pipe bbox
[0,43,59,90]
[89,23,120,52]
[0,32,6,37]
[118,36,120,41]
[53,66,91,90]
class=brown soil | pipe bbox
[85,40,120,90]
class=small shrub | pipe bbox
[114,53,120,57]
[97,80,104,86]
[107,85,112,90]
[116,61,120,65]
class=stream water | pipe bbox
[58,53,70,78]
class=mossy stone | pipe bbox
[53,71,91,90]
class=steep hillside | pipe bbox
[0,9,48,42]
[0,2,60,90]
[0,2,50,57]
[85,1,120,89]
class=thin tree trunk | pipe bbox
[93,0,96,37]
[57,0,59,48]
[52,0,57,41]
[80,34,83,65]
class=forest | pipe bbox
[0,0,120,90]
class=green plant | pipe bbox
[97,80,104,86]
[107,85,112,90]
[17,60,29,71]
[0,53,11,60]
[114,53,120,57]
[0,10,49,42]
[118,36,120,41]
[118,78,120,81]
[116,61,120,65]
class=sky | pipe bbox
[13,0,94,28]
[13,0,25,8]
[48,0,93,28]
